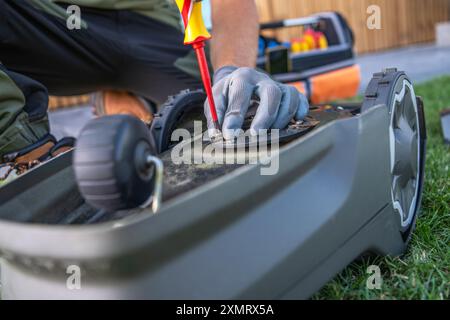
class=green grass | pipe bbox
[314,76,450,300]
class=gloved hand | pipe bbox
[205,66,309,140]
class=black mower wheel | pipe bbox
[74,115,159,212]
[362,69,427,243]
[151,90,206,153]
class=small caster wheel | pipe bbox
[74,115,162,212]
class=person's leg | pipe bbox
[0,64,53,162]
[113,10,205,105]
[0,1,126,161]
[1,0,204,102]
[0,0,155,153]
[1,1,204,114]
[0,0,204,162]
[0,0,122,96]
[0,0,109,162]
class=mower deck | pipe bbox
[0,104,408,299]
[0,70,426,300]
[0,104,351,225]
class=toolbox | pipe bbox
[258,12,361,104]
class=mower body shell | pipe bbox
[0,104,406,299]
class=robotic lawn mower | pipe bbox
[0,68,426,299]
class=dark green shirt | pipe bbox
[30,0,182,29]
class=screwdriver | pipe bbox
[175,0,222,137]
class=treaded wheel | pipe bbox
[74,115,158,212]
[150,90,206,153]
[362,68,427,243]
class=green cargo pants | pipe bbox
[0,66,50,160]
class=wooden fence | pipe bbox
[256,0,450,54]
[49,0,450,109]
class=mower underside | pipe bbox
[0,103,355,225]
[0,69,426,300]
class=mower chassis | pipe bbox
[0,105,406,299]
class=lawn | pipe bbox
[314,76,450,300]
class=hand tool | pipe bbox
[174,0,222,137]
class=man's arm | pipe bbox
[205,0,309,139]
[210,0,259,70]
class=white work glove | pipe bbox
[205,66,309,140]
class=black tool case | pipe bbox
[258,12,355,76]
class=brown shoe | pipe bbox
[1,136,75,183]
[1,135,76,165]
[2,135,56,164]
[92,90,154,124]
